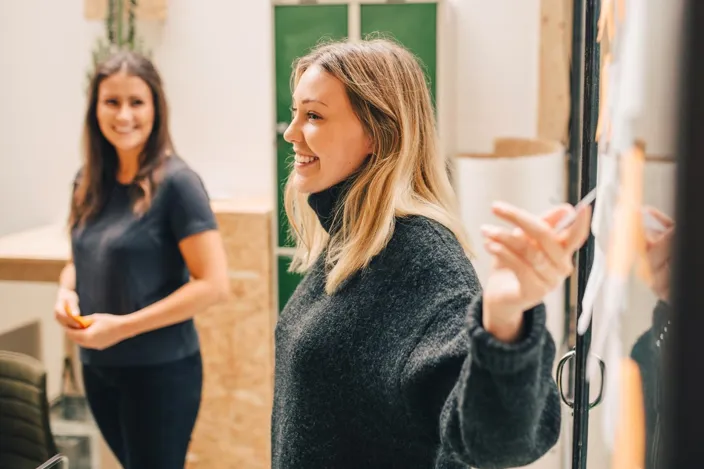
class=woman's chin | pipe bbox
[292,174,318,194]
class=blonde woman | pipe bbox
[274,39,591,468]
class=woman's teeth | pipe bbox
[296,155,318,164]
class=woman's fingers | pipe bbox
[647,227,674,269]
[54,309,78,329]
[65,327,88,346]
[491,202,566,265]
[481,225,565,284]
[491,202,587,275]
[480,225,528,254]
[484,240,550,290]
[541,204,575,226]
[560,205,593,253]
[54,296,82,329]
[644,206,675,229]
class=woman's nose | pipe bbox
[116,105,132,121]
[283,119,300,144]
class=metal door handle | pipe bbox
[556,349,605,409]
[35,454,69,469]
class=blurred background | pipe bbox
[0,0,686,468]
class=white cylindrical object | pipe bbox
[455,137,568,344]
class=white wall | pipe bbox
[140,0,274,201]
[0,0,87,236]
[453,0,541,153]
[0,0,274,237]
[0,0,93,400]
[0,0,540,250]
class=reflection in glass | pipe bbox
[565,0,683,468]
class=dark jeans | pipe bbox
[82,352,203,469]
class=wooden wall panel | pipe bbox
[187,204,275,469]
[538,0,573,143]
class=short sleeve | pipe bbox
[167,168,218,242]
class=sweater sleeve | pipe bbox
[399,294,561,469]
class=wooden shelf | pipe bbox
[0,224,70,283]
[84,0,167,21]
[0,198,272,284]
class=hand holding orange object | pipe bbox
[64,300,94,329]
[64,313,130,350]
[53,287,92,329]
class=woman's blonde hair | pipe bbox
[285,38,471,294]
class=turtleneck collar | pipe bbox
[307,177,355,234]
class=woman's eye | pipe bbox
[289,107,321,121]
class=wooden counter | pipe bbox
[0,198,276,469]
[0,224,71,282]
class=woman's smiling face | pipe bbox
[283,65,372,194]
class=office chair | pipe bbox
[0,350,59,469]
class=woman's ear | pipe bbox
[364,135,374,155]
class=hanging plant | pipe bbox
[85,0,151,92]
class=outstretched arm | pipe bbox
[444,299,559,468]
[400,294,559,469]
[402,201,590,468]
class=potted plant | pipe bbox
[85,0,151,91]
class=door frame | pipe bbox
[668,0,704,464]
[269,0,456,313]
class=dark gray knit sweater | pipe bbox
[271,181,561,468]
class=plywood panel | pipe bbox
[538,0,573,143]
[187,207,275,469]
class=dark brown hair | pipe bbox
[69,50,174,228]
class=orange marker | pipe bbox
[64,300,93,329]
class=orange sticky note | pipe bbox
[611,358,646,469]
[606,145,646,279]
[64,300,93,329]
[595,55,611,142]
[616,0,626,23]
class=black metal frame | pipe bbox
[665,0,704,466]
[567,0,601,467]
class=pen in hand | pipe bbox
[553,187,667,234]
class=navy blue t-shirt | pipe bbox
[71,156,218,367]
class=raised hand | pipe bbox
[479,202,592,342]
[643,206,674,303]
